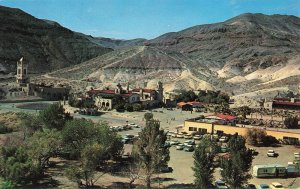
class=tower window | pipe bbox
[18,69,21,75]
[23,69,26,75]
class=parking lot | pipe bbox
[1,102,300,188]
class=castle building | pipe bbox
[16,57,29,85]
[7,57,70,101]
[87,82,164,110]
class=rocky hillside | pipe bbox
[0,6,112,75]
[50,45,220,92]
[88,37,147,49]
[48,13,300,98]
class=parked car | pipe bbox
[257,184,269,189]
[220,146,228,153]
[193,135,202,140]
[184,134,193,139]
[125,134,134,139]
[176,144,185,150]
[294,152,300,158]
[184,145,194,152]
[122,137,132,144]
[269,182,284,189]
[215,180,228,189]
[176,133,184,138]
[184,140,195,146]
[267,150,278,157]
[170,140,180,145]
[129,123,139,128]
[246,184,256,189]
[219,136,228,142]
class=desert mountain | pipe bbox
[87,36,147,49]
[0,6,112,75]
[50,45,218,92]
[49,13,300,100]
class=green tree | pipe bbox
[62,119,123,160]
[39,103,71,130]
[133,103,143,111]
[80,143,105,187]
[221,135,252,188]
[284,116,299,129]
[133,120,169,189]
[124,103,134,112]
[0,145,39,184]
[26,129,62,172]
[65,143,105,187]
[193,136,217,189]
[19,113,43,139]
[143,112,153,122]
[0,179,14,189]
[245,128,267,146]
[62,119,95,158]
[238,106,252,119]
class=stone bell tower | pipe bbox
[157,81,164,102]
[16,57,29,85]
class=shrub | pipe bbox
[0,124,13,134]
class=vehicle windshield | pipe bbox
[218,182,225,186]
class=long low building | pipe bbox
[183,114,300,144]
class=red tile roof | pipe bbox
[208,114,236,121]
[87,89,115,95]
[189,101,205,105]
[121,93,135,97]
[274,98,291,101]
[273,101,300,107]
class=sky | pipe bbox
[0,0,299,39]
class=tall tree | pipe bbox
[238,106,252,119]
[193,135,217,189]
[62,119,123,160]
[39,103,71,130]
[26,129,62,172]
[284,116,299,129]
[133,120,169,189]
[144,112,153,122]
[220,135,252,188]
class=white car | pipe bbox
[170,140,180,145]
[184,134,193,139]
[129,123,139,128]
[270,182,284,189]
[176,133,184,138]
[193,135,202,140]
[219,136,228,142]
[267,150,278,157]
[176,144,184,150]
[294,152,300,158]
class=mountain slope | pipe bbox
[40,13,300,97]
[0,6,112,75]
[50,45,218,91]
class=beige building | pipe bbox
[184,114,300,143]
[88,82,164,110]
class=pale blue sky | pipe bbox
[1,0,299,39]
